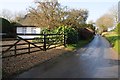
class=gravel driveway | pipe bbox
[2,40,70,78]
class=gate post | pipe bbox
[28,43,30,54]
[43,34,47,51]
[14,44,17,56]
[64,34,66,47]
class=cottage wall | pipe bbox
[17,27,41,39]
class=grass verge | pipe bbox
[66,37,93,50]
[104,32,120,54]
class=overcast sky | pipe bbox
[0,0,119,22]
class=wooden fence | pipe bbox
[1,33,66,58]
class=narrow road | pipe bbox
[16,35,119,78]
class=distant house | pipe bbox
[16,26,41,39]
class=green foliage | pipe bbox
[106,35,118,46]
[66,37,93,50]
[104,33,120,54]
[33,34,64,45]
[64,26,78,44]
[114,40,120,54]
[96,14,114,32]
[87,24,95,31]
[40,26,64,34]
[40,24,95,44]
[41,26,78,44]
[116,23,120,35]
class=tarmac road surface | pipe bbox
[16,35,119,78]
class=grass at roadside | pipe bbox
[104,32,120,54]
[66,37,93,50]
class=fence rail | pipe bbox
[2,33,66,58]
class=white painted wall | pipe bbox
[17,27,23,33]
[17,27,41,39]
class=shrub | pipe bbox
[40,26,78,44]
[64,27,78,44]
[40,25,95,44]
[116,23,120,35]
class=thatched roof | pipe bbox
[17,13,39,27]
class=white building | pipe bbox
[16,26,41,39]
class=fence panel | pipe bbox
[2,33,66,58]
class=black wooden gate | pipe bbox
[1,33,66,58]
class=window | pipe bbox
[31,28,36,34]
[22,27,27,34]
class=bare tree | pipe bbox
[13,11,26,22]
[28,0,67,29]
[108,5,118,24]
[96,14,114,32]
[64,9,88,28]
[0,9,13,22]
[28,0,88,29]
[88,20,94,24]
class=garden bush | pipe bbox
[64,26,78,44]
[40,25,95,44]
[116,23,120,35]
[40,26,78,44]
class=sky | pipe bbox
[63,2,119,22]
[0,0,119,22]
